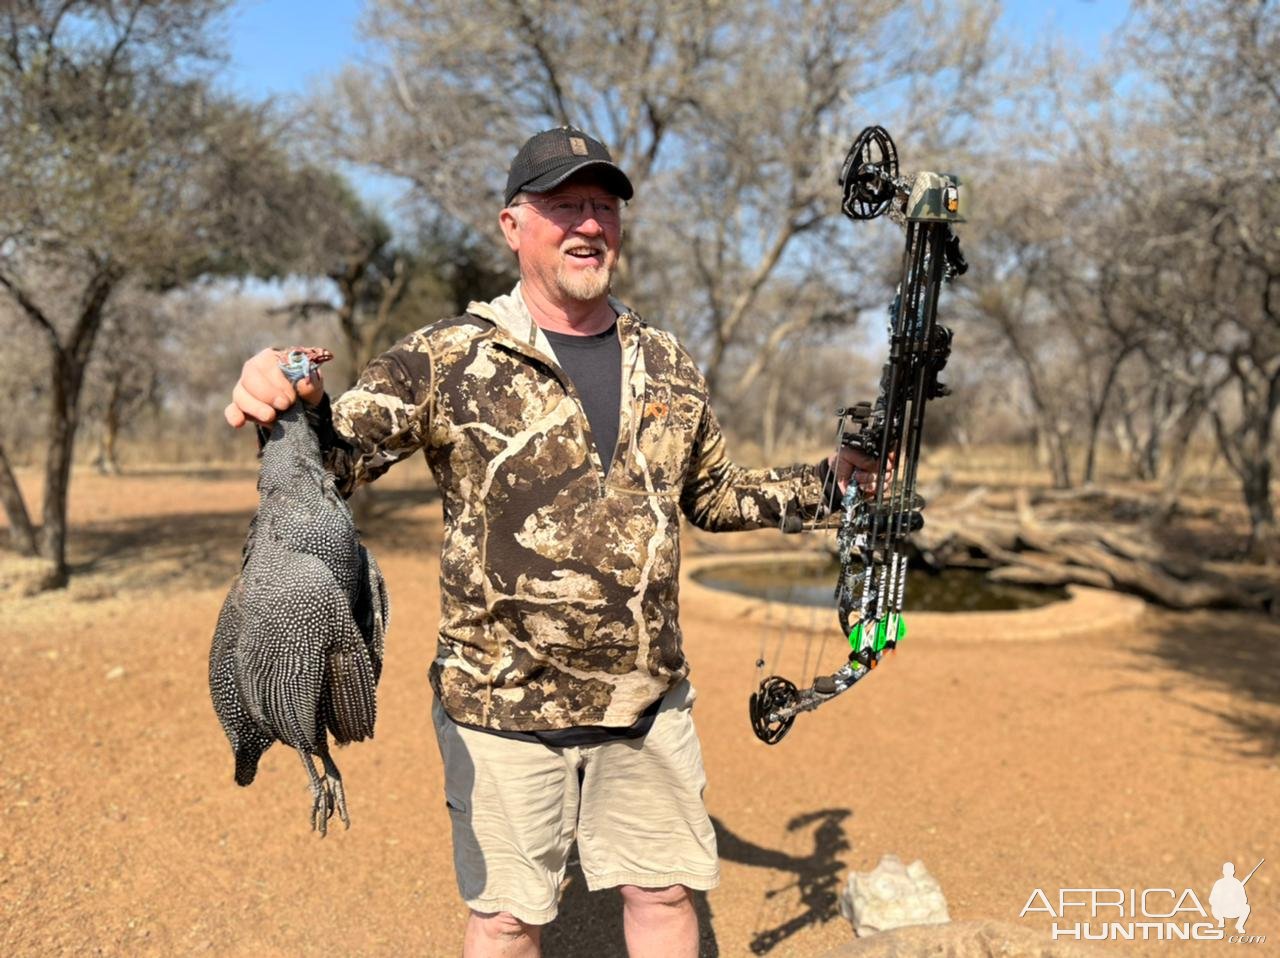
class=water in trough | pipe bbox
[692,560,1069,613]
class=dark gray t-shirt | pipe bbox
[543,323,622,479]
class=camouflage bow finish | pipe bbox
[749,127,968,744]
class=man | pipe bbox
[226,127,874,958]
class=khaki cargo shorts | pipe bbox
[431,679,720,925]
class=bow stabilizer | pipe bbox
[749,127,967,745]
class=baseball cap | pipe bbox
[504,127,634,206]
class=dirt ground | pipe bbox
[1,462,1277,957]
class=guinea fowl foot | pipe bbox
[298,748,348,837]
[310,778,338,836]
[320,753,351,830]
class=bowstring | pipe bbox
[759,413,847,686]
[808,413,849,685]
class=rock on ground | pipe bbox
[840,854,950,936]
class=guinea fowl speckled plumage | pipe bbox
[209,349,389,836]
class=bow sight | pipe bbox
[749,127,967,745]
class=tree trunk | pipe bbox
[1082,412,1103,485]
[100,397,122,475]
[94,381,123,475]
[762,374,782,460]
[1,263,115,585]
[702,328,731,405]
[1152,395,1206,519]
[1139,380,1172,481]
[1210,369,1278,564]
[1047,423,1073,489]
[36,270,115,584]
[1082,346,1131,485]
[1110,387,1144,479]
[0,441,38,555]
[1242,459,1278,563]
[39,353,82,582]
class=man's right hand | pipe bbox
[224,347,326,429]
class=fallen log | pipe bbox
[913,488,1273,612]
[987,561,1114,590]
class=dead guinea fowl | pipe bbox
[209,348,389,836]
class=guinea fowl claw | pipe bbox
[310,779,336,837]
[331,777,351,829]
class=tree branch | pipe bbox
[507,0,571,125]
[268,300,338,320]
[102,0,145,84]
[69,266,119,368]
[0,269,62,355]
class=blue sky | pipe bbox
[1000,0,1131,53]
[225,0,1132,101]
[223,0,366,102]
[223,0,1132,211]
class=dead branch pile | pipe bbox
[910,487,1274,613]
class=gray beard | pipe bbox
[555,263,612,301]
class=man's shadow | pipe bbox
[540,809,851,957]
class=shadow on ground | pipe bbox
[539,808,851,957]
[71,510,258,592]
[105,466,259,482]
[66,483,440,594]
[1142,608,1280,760]
[350,484,441,552]
[717,810,852,955]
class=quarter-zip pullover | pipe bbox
[308,285,829,731]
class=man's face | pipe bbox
[499,173,624,307]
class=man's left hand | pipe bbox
[829,447,893,498]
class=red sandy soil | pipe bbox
[1,464,1277,957]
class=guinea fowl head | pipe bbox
[258,348,334,493]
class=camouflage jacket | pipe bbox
[314,285,828,731]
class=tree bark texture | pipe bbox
[0,442,38,555]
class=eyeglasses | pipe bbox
[509,194,626,225]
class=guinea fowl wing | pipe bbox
[234,548,377,750]
[353,544,389,682]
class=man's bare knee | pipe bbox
[469,909,541,943]
[620,883,693,909]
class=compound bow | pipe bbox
[749,126,968,745]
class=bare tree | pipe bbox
[273,182,520,389]
[269,178,415,386]
[81,286,169,474]
[306,0,998,406]
[962,0,1277,552]
[0,2,339,584]
[952,148,1084,488]
[1121,0,1280,558]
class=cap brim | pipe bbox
[517,159,634,202]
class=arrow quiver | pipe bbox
[749,127,967,744]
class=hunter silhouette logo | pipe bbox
[1211,859,1264,935]
[1019,856,1267,943]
